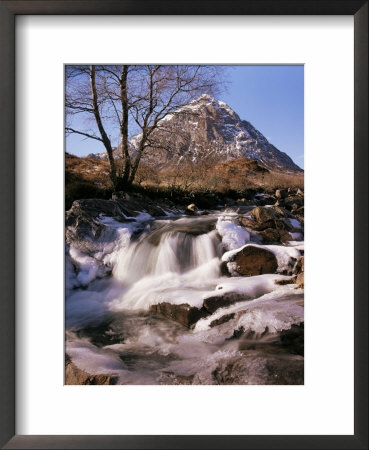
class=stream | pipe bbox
[66,210,304,385]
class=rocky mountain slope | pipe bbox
[90,94,302,173]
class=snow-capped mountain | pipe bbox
[91,94,302,173]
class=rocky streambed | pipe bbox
[65,189,304,385]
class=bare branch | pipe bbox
[65,127,103,142]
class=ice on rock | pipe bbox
[222,243,301,273]
[216,217,250,250]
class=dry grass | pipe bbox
[65,154,113,209]
[155,158,303,194]
[65,154,304,208]
[65,153,111,187]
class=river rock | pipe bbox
[293,256,304,288]
[226,245,278,276]
[238,216,260,230]
[249,206,296,232]
[65,354,117,385]
[186,203,197,214]
[150,302,209,328]
[280,323,304,356]
[259,227,292,244]
[203,293,250,314]
[66,196,183,247]
[296,188,304,196]
[275,189,287,199]
[238,206,296,234]
[211,352,304,385]
[251,206,279,226]
[253,193,276,206]
[284,195,304,212]
[269,205,294,218]
[294,206,304,223]
[209,313,236,328]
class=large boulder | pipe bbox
[240,206,300,235]
[150,302,209,328]
[225,245,278,276]
[251,206,280,227]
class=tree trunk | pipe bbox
[119,65,131,187]
[90,65,118,190]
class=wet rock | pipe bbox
[293,256,304,288]
[247,206,298,233]
[293,256,304,274]
[258,227,280,243]
[295,272,304,289]
[265,357,304,385]
[226,245,278,276]
[150,302,209,328]
[209,313,236,328]
[284,195,304,211]
[269,205,294,218]
[220,260,231,276]
[203,293,250,314]
[238,216,260,230]
[294,206,304,222]
[66,196,180,246]
[229,326,246,340]
[159,371,194,385]
[65,354,117,385]
[259,227,292,244]
[274,277,295,285]
[279,323,304,356]
[211,352,304,385]
[186,203,197,215]
[296,188,304,196]
[253,193,276,206]
[251,206,280,227]
[275,189,287,199]
[238,206,297,237]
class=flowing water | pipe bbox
[66,211,304,385]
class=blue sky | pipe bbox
[66,65,304,169]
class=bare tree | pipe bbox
[65,65,223,191]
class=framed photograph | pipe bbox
[1,1,367,449]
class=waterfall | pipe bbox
[110,218,223,310]
[113,219,221,284]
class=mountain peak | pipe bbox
[104,95,302,173]
[197,93,215,102]
[182,94,240,121]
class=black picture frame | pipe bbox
[0,1,367,449]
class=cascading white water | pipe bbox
[114,227,221,283]
[110,218,224,310]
